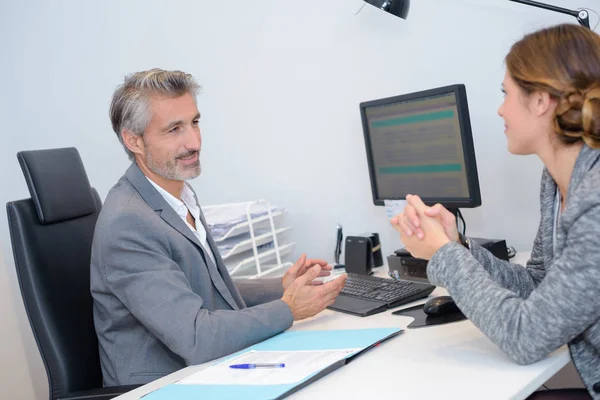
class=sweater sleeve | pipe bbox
[427,205,600,365]
[466,224,546,298]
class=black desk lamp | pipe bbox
[357,0,410,20]
[509,0,590,29]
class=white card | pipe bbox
[384,199,407,219]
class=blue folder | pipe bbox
[142,327,402,400]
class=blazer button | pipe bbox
[593,381,600,393]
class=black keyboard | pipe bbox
[340,273,435,308]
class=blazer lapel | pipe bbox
[198,210,247,309]
[124,163,240,310]
[160,207,204,247]
[195,229,241,311]
[125,164,204,247]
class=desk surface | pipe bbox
[115,253,569,400]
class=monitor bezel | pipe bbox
[360,84,482,208]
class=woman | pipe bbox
[392,24,600,400]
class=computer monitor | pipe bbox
[360,84,481,210]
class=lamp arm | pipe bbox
[509,0,590,29]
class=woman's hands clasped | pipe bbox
[390,195,458,260]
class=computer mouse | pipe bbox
[423,296,460,316]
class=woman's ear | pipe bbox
[532,91,555,117]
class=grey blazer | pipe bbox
[427,144,600,399]
[91,163,293,386]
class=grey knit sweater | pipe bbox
[427,144,600,399]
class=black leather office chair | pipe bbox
[6,148,139,400]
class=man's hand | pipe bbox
[390,195,451,260]
[391,198,459,244]
[281,265,347,321]
[282,254,332,291]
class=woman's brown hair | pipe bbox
[506,24,600,148]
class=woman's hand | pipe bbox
[390,195,452,260]
[393,197,460,244]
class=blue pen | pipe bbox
[229,363,285,369]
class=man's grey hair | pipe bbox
[109,69,201,160]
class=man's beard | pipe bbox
[145,147,201,181]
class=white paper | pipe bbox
[178,349,359,386]
[384,199,407,219]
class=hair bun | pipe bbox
[565,90,585,109]
[554,86,600,148]
[554,89,585,140]
[581,86,600,148]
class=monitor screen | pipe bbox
[360,84,481,209]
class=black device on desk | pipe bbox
[422,295,460,316]
[328,273,435,317]
[389,238,509,283]
[344,236,373,275]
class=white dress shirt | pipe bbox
[146,177,217,266]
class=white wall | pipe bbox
[1,0,597,398]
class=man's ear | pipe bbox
[121,130,144,157]
[532,91,555,117]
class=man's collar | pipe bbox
[124,162,200,212]
[146,175,198,210]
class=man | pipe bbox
[90,69,347,386]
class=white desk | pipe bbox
[115,253,569,400]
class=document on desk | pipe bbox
[179,349,359,386]
[143,328,402,400]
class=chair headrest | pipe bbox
[17,147,97,224]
